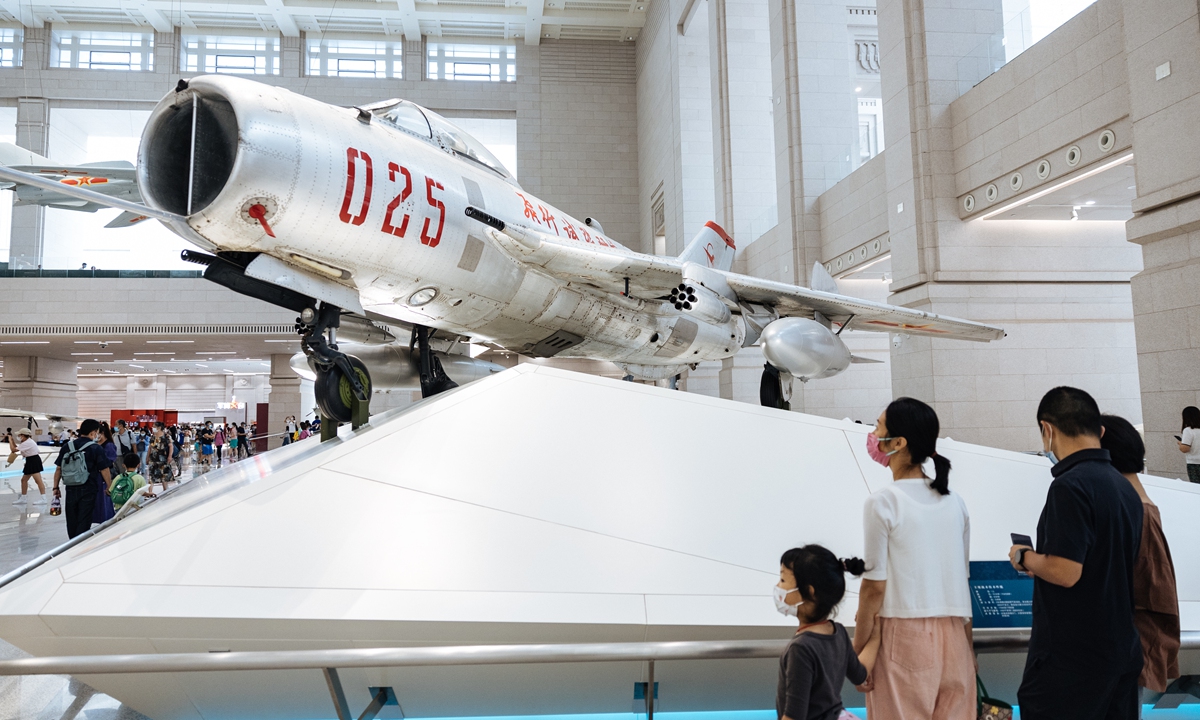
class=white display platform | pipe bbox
[0,364,1197,719]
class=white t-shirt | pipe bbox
[16,438,39,457]
[862,479,972,619]
[1183,427,1200,464]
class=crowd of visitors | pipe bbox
[775,387,1180,720]
[0,419,259,537]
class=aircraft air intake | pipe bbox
[139,83,238,217]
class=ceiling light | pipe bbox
[855,87,862,92]
[0,341,49,344]
[128,364,145,369]
[74,340,121,344]
[163,369,176,373]
[134,352,174,355]
[196,364,208,367]
[71,352,112,356]
[264,339,295,343]
[147,340,193,344]
[202,351,237,355]
[1084,200,1095,205]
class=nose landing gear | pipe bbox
[301,303,372,424]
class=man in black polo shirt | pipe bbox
[1010,387,1143,719]
[52,418,112,539]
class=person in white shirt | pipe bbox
[1179,406,1200,484]
[8,427,47,506]
[852,397,974,720]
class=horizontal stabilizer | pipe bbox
[104,210,152,228]
[850,355,884,364]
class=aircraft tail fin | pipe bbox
[678,221,736,271]
[810,261,839,295]
[0,142,52,167]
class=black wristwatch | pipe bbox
[1017,547,1031,570]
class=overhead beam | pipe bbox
[676,0,701,35]
[42,0,646,32]
[524,0,543,45]
[0,0,42,27]
[265,0,300,36]
[135,2,173,32]
[395,0,422,42]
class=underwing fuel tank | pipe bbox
[289,344,504,391]
[760,317,852,381]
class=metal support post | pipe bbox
[351,392,369,430]
[357,686,391,720]
[323,667,352,720]
[646,659,655,720]
[320,413,339,442]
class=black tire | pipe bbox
[759,363,790,411]
[314,355,371,423]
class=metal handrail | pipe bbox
[4,630,1196,677]
[3,630,1198,677]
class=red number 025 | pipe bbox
[339,147,444,249]
[381,162,412,237]
[421,177,445,248]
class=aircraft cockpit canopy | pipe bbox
[369,99,518,187]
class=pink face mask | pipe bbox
[866,432,898,467]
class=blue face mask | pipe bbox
[1041,423,1058,465]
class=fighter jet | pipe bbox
[0,143,150,228]
[0,75,1005,422]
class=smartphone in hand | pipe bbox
[1011,533,1032,547]
[1175,435,1183,442]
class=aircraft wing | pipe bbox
[464,207,1004,343]
[724,273,1005,342]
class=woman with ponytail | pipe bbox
[853,397,974,720]
[774,545,881,720]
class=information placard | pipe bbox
[969,560,1033,629]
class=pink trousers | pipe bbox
[865,616,975,720]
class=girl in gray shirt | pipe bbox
[775,545,881,720]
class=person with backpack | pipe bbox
[112,419,135,474]
[52,419,112,539]
[110,452,151,511]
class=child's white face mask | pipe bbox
[773,584,801,617]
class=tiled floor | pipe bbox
[0,457,213,720]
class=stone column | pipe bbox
[10,97,49,269]
[0,357,78,417]
[154,29,180,76]
[707,0,775,245]
[873,0,1145,452]
[267,354,301,450]
[281,33,302,77]
[405,40,423,81]
[1120,0,1200,477]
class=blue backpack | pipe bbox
[59,439,96,486]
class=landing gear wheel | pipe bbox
[760,363,790,411]
[315,355,371,423]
